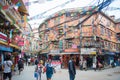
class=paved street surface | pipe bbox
[12,65,120,80]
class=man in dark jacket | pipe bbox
[68,54,76,80]
[18,58,24,75]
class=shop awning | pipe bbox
[49,53,60,55]
[0,40,20,49]
[104,52,115,55]
[115,52,120,54]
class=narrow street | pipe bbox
[12,65,120,80]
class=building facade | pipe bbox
[38,7,120,68]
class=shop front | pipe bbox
[102,49,116,66]
[48,50,61,70]
[61,48,80,68]
[0,44,13,65]
[80,48,97,68]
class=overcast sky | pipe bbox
[28,0,120,29]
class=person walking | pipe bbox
[79,59,83,70]
[68,54,76,80]
[45,59,55,80]
[38,61,43,80]
[34,57,39,65]
[17,58,24,75]
[3,54,13,80]
[82,59,87,71]
[92,62,96,71]
[34,65,39,80]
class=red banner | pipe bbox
[18,41,24,46]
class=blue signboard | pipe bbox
[0,45,13,52]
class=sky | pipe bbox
[27,0,120,29]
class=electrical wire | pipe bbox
[29,0,76,20]
[36,0,115,51]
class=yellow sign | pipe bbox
[91,52,96,55]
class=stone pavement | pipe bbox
[12,65,120,80]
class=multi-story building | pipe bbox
[38,7,120,68]
[0,0,28,65]
[115,18,120,53]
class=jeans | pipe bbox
[69,72,75,80]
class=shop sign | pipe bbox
[51,60,61,71]
[72,44,77,48]
[81,48,96,54]
[64,48,79,52]
[18,41,24,46]
[0,45,13,52]
[0,32,7,41]
[14,35,24,46]
[49,50,60,54]
[0,32,7,42]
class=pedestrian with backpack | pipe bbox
[35,57,39,65]
[17,58,24,75]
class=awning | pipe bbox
[0,40,20,49]
[49,53,60,55]
[115,52,120,54]
[104,52,115,55]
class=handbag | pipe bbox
[43,67,46,73]
[34,72,38,78]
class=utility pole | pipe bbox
[92,18,97,64]
[79,17,83,61]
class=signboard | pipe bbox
[0,32,7,42]
[81,48,96,54]
[18,41,24,46]
[64,48,79,52]
[14,35,24,46]
[49,50,60,55]
[51,60,61,71]
[0,45,13,52]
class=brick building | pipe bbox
[38,7,120,68]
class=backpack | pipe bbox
[18,60,23,67]
[35,59,39,65]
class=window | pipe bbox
[65,40,72,48]
[106,20,111,27]
[45,34,48,41]
[100,25,104,35]
[45,22,48,28]
[54,17,60,25]
[119,25,120,30]
[58,28,64,37]
[108,30,111,39]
